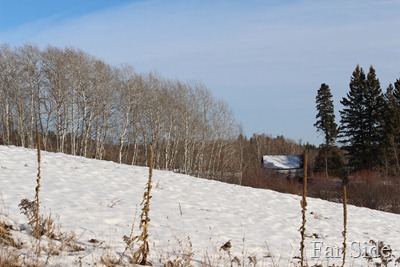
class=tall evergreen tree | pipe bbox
[314,83,338,146]
[339,65,384,171]
[382,79,400,174]
[314,83,339,177]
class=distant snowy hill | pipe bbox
[1,145,399,266]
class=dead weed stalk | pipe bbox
[124,144,154,265]
[300,153,307,267]
[34,129,41,239]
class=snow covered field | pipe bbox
[1,145,399,266]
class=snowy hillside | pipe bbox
[1,145,400,266]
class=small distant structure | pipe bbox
[262,155,304,180]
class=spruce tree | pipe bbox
[339,65,384,171]
[315,83,338,146]
[314,83,339,177]
[382,79,400,174]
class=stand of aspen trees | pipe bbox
[0,44,306,182]
[0,44,243,178]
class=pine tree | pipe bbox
[314,83,339,177]
[382,79,400,174]
[339,65,384,171]
[314,83,338,146]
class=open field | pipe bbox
[1,145,400,266]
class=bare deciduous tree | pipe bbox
[0,43,245,182]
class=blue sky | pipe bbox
[1,0,400,145]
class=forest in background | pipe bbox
[1,43,399,213]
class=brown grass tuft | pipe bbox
[0,221,20,249]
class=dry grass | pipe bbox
[0,249,23,267]
[0,224,85,267]
[18,199,59,240]
[0,220,23,267]
[154,236,195,267]
[2,199,86,266]
[100,252,121,267]
[0,219,39,267]
[0,221,20,249]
